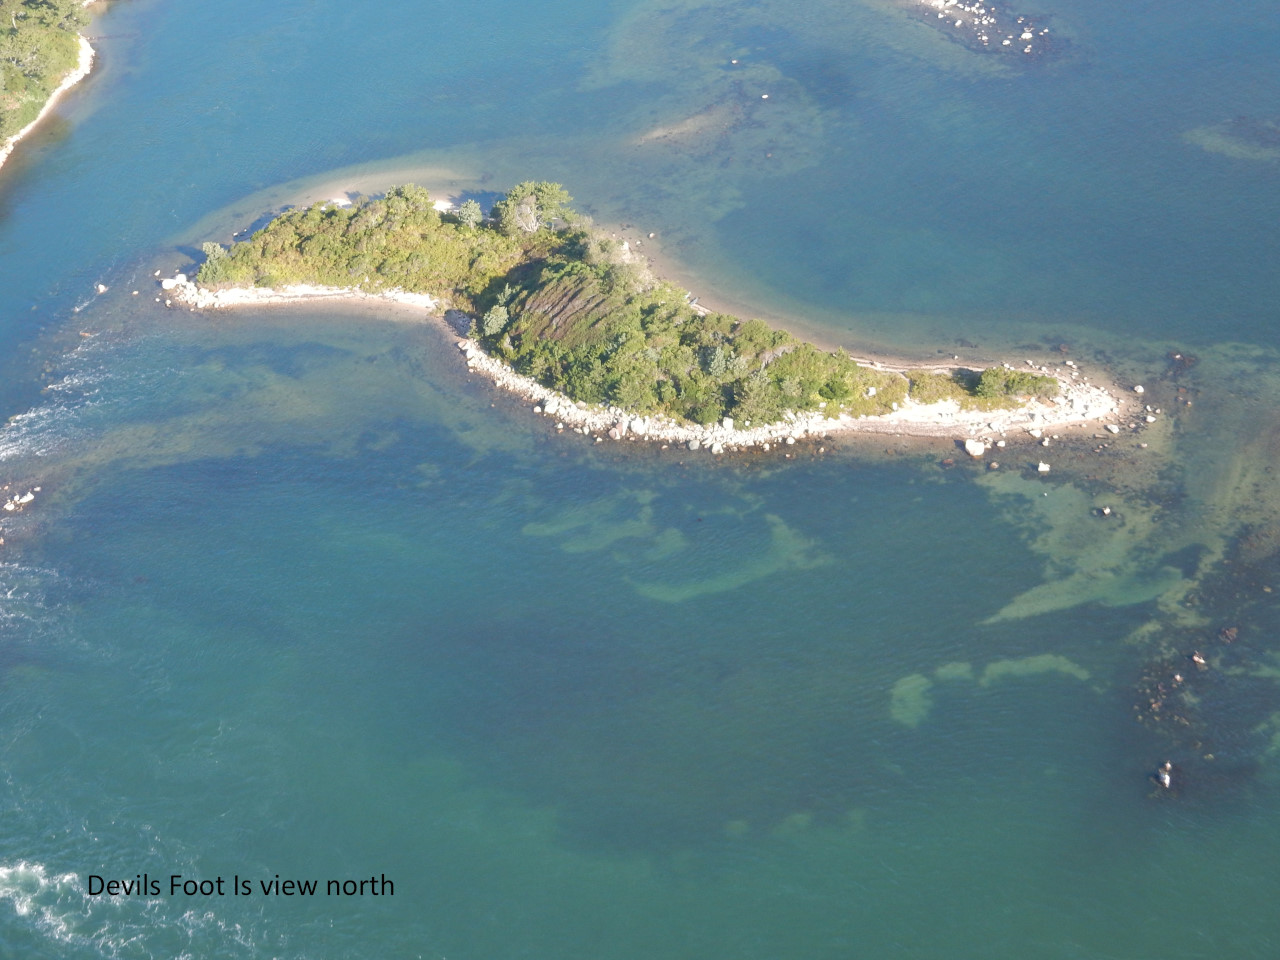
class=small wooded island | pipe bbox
[188,182,1094,447]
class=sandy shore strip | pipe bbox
[168,277,1132,455]
[0,32,95,177]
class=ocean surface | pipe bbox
[2,0,1280,956]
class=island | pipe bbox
[0,0,94,174]
[170,182,1121,453]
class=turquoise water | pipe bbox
[3,0,1280,956]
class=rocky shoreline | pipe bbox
[168,277,1128,456]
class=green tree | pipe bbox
[481,304,509,337]
[491,181,572,236]
[456,199,483,229]
[199,242,232,283]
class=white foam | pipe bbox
[0,859,274,958]
[0,860,86,946]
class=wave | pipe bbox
[0,860,290,960]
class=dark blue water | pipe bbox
[2,0,1280,956]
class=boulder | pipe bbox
[963,438,986,458]
[1037,462,1051,473]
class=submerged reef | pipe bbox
[1184,116,1280,163]
[901,0,1063,60]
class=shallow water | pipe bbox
[2,0,1279,956]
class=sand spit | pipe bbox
[169,278,1124,454]
[169,280,437,312]
[0,35,96,176]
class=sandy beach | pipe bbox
[168,276,1131,456]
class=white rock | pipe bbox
[1105,424,1120,434]
[160,278,179,290]
[1133,385,1145,394]
[688,439,701,451]
[711,443,724,455]
[174,273,187,283]
[1037,462,1051,473]
[16,492,33,504]
[1028,428,1043,438]
[785,437,796,445]
[96,284,108,294]
[964,438,986,458]
[866,386,877,397]
[1145,415,1156,423]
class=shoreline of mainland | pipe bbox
[0,2,97,178]
[167,277,1130,456]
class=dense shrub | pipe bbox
[1,0,88,138]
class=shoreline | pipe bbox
[0,29,96,177]
[169,279,1129,456]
